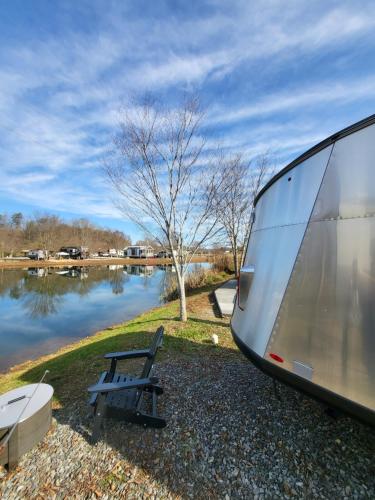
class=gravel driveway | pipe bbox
[1,356,374,499]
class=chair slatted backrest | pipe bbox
[140,326,164,379]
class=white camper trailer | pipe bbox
[125,246,154,258]
[232,114,375,426]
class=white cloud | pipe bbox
[1,173,56,187]
[0,174,122,219]
[209,76,375,125]
[1,1,375,225]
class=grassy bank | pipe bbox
[0,281,237,404]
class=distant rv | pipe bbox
[156,250,178,258]
[28,249,46,260]
[232,114,375,427]
[125,246,154,258]
[59,246,88,260]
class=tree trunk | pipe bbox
[231,236,239,278]
[178,273,187,322]
[170,248,188,322]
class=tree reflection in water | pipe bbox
[0,265,183,371]
[0,264,207,317]
[0,266,133,318]
[108,265,130,295]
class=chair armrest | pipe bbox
[88,376,159,393]
[104,349,151,360]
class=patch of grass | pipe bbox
[0,283,238,407]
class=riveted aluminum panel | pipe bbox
[253,146,333,231]
[231,223,306,356]
[266,218,375,411]
[232,145,332,356]
[312,123,375,221]
[255,115,375,206]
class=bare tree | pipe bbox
[105,229,131,251]
[38,216,59,257]
[136,235,159,248]
[214,151,273,277]
[73,218,94,248]
[11,212,23,229]
[105,96,222,321]
[214,154,248,277]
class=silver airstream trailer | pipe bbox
[232,114,375,426]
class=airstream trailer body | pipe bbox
[231,115,375,426]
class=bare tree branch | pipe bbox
[105,95,222,321]
[213,151,274,276]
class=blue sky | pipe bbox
[1,0,375,240]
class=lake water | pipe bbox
[0,263,209,372]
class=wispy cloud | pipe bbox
[0,1,374,229]
[209,76,375,125]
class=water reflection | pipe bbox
[0,264,209,371]
[0,266,133,318]
[123,265,155,277]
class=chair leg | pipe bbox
[144,384,163,395]
[132,387,166,428]
[132,411,167,428]
[92,394,106,443]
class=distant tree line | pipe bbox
[0,213,131,257]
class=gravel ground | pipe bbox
[0,357,374,499]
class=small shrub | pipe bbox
[185,267,208,289]
[163,268,208,301]
[212,254,233,273]
[162,264,233,302]
[162,276,179,301]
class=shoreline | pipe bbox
[0,298,172,388]
[0,277,229,384]
[0,255,213,270]
[0,302,166,380]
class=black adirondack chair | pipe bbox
[88,326,166,442]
